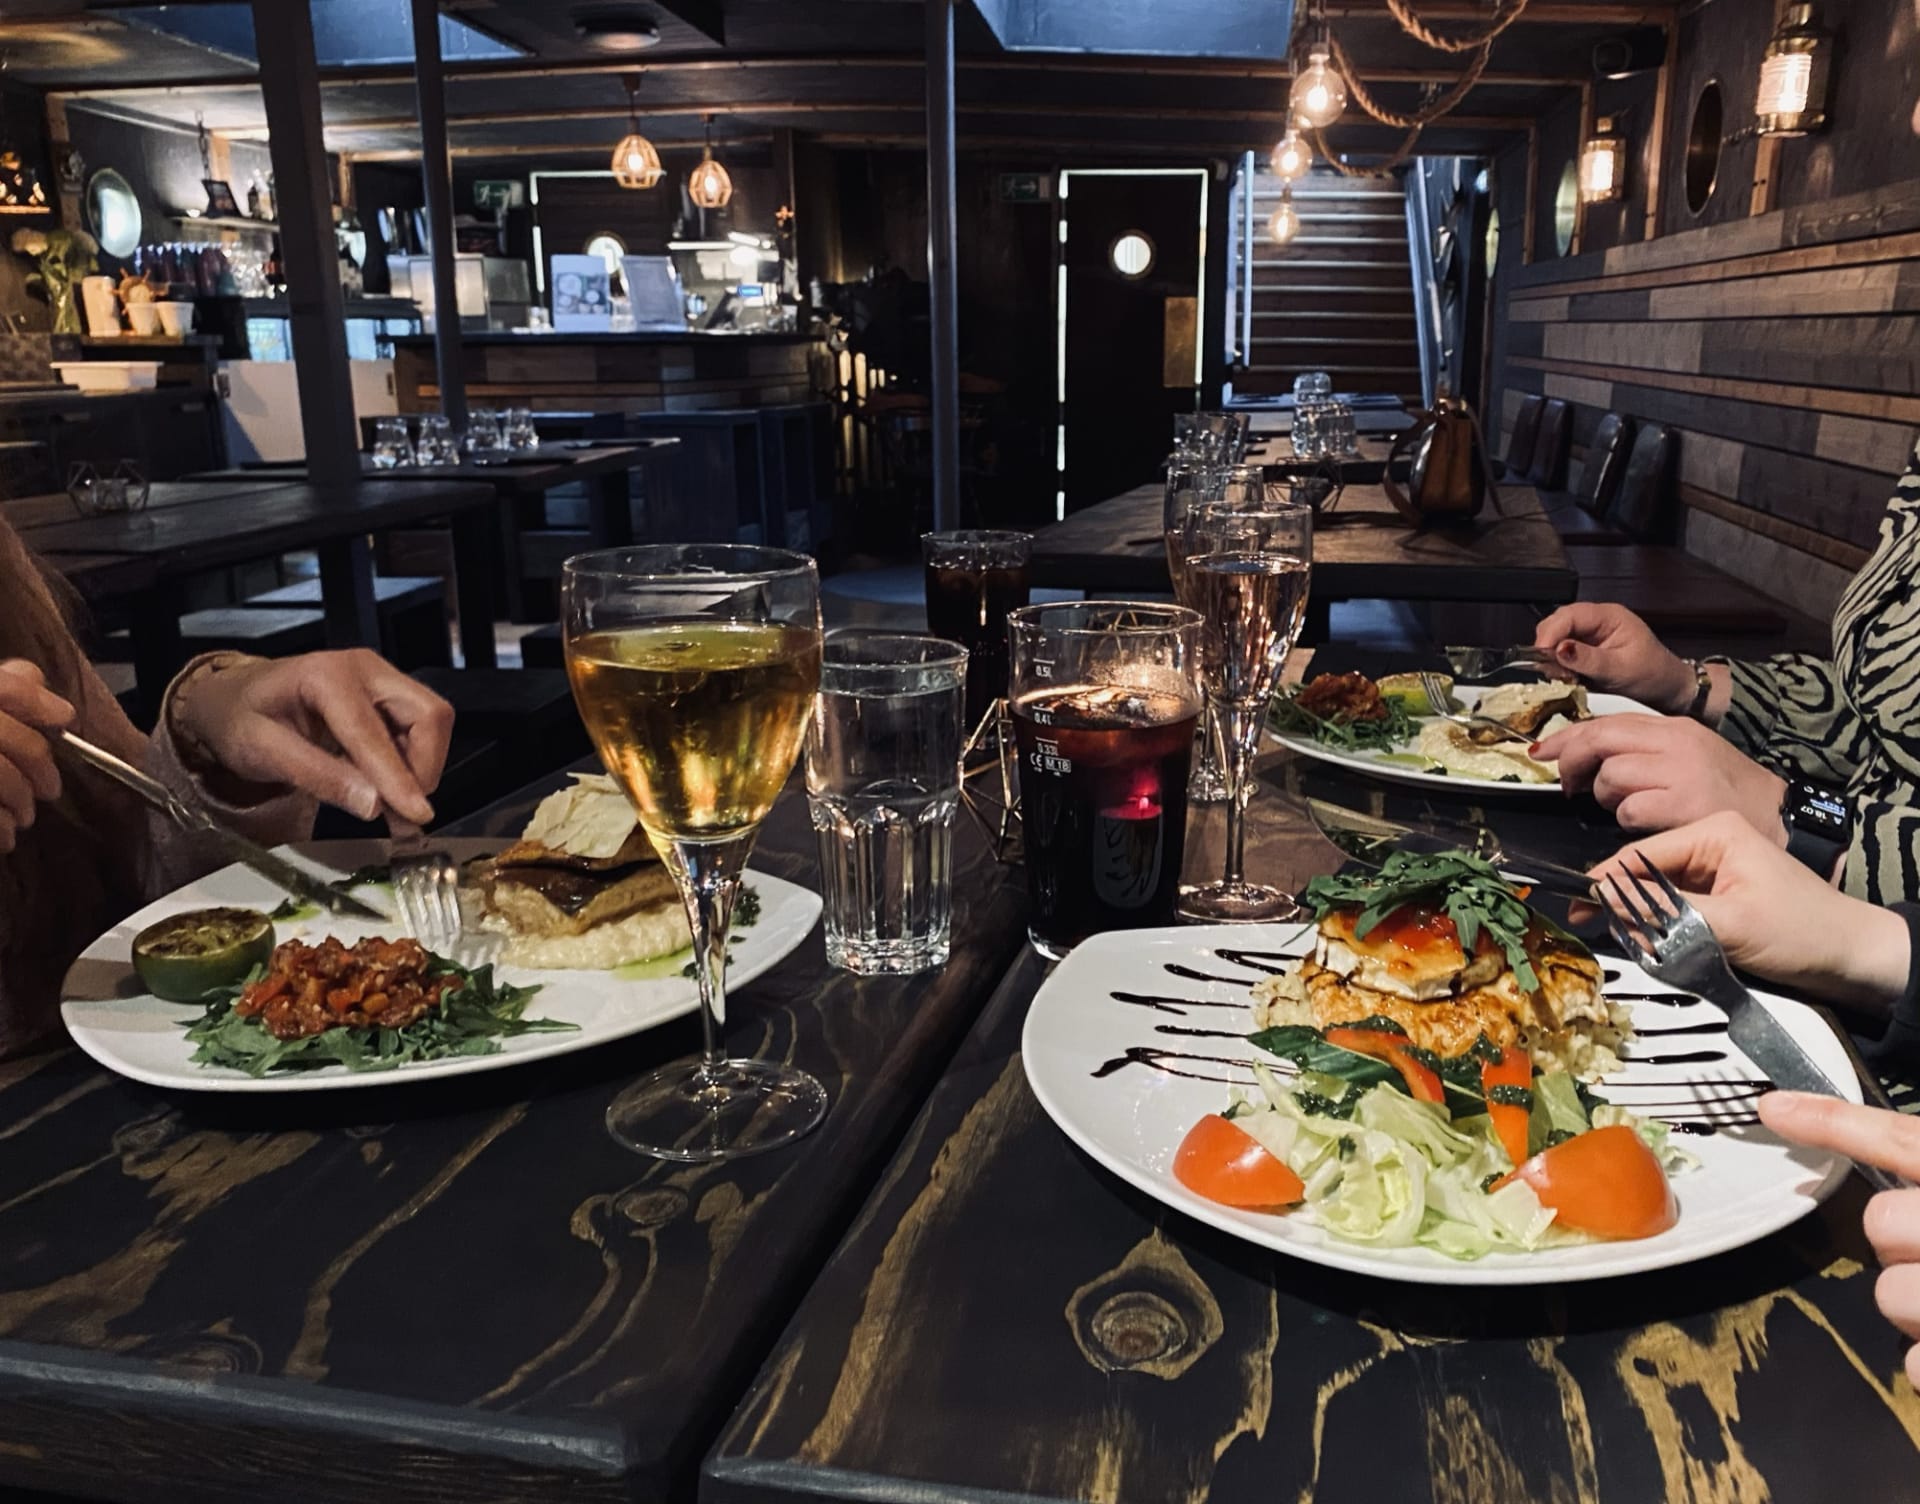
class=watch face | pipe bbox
[1791,782,1849,835]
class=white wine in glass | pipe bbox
[563,546,825,1162]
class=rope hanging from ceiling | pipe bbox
[1294,0,1526,176]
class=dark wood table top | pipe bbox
[9,763,1029,1502]
[192,440,680,495]
[21,478,495,572]
[2,480,300,535]
[1029,482,1576,606]
[709,681,1919,1504]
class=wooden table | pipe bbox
[8,765,1029,1502]
[1030,482,1577,613]
[196,442,682,622]
[10,478,497,706]
[708,663,1920,1504]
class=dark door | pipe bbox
[1060,170,1206,513]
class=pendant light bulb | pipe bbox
[687,115,734,210]
[1269,129,1310,184]
[1268,192,1300,245]
[611,72,663,190]
[1290,44,1347,130]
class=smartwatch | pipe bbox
[1781,776,1850,875]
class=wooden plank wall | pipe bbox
[1486,0,1920,626]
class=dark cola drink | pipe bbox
[924,559,1030,727]
[1012,684,1198,957]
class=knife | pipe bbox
[58,731,392,922]
[1303,797,1600,901]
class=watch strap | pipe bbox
[1684,659,1712,720]
[1781,775,1850,876]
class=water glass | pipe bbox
[1293,371,1333,404]
[464,408,505,465]
[504,408,539,452]
[416,414,458,467]
[806,632,967,975]
[1322,401,1357,457]
[1008,602,1204,959]
[115,459,150,512]
[370,416,414,469]
[1292,401,1326,461]
[921,529,1031,736]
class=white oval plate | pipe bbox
[60,849,821,1093]
[1271,685,1655,794]
[1022,922,1855,1285]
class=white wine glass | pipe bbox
[1176,499,1313,923]
[562,544,826,1161]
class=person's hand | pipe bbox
[0,659,73,853]
[1533,712,1788,839]
[170,650,454,825]
[1590,812,1907,1006]
[1757,1092,1920,1384]
[1534,603,1697,712]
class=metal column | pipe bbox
[410,0,467,429]
[252,0,357,488]
[925,0,960,532]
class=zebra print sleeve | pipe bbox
[1843,799,1920,907]
[1716,653,1866,785]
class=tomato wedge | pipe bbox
[1480,1046,1533,1167]
[1324,1025,1446,1105]
[1505,1124,1677,1240]
[1173,1115,1305,1209]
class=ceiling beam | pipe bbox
[36,47,1582,98]
[219,93,1559,142]
[644,0,725,45]
[340,114,1530,163]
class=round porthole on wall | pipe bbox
[1686,79,1724,215]
[86,169,142,259]
[1553,161,1578,256]
[1109,232,1155,279]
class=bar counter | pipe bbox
[390,330,821,416]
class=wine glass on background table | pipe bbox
[1164,456,1229,804]
[1176,499,1313,924]
[563,545,826,1161]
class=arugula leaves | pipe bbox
[1270,690,1420,752]
[1303,849,1545,993]
[182,956,572,1077]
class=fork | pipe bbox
[1604,855,1909,1192]
[1442,645,1563,680]
[388,825,463,952]
[1416,671,1533,747]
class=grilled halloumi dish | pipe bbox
[465,774,690,969]
[1254,858,1630,1077]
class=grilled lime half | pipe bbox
[131,908,276,1003]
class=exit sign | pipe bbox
[998,173,1051,203]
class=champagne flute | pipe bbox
[1164,456,1226,804]
[1176,499,1313,923]
[563,544,826,1161]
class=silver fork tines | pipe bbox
[1604,854,1908,1194]
[1417,671,1532,746]
[391,838,463,952]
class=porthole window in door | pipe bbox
[585,232,627,281]
[1109,232,1155,279]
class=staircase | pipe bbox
[1237,167,1423,405]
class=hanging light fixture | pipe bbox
[1290,43,1348,130]
[1756,3,1831,136]
[1268,189,1300,245]
[610,72,663,190]
[687,114,733,210]
[1578,116,1627,204]
[1269,129,1310,184]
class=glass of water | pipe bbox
[371,416,414,469]
[504,408,539,452]
[416,414,459,466]
[805,631,968,975]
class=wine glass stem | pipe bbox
[673,841,741,1082]
[1215,698,1259,888]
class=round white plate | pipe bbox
[1271,686,1655,794]
[61,850,821,1093]
[1022,922,1854,1284]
